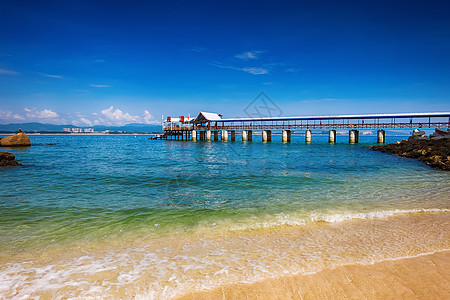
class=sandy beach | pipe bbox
[177,250,450,300]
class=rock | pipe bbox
[0,132,31,147]
[412,129,426,137]
[0,151,23,166]
[366,137,450,171]
[430,128,450,140]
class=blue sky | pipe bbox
[0,0,449,126]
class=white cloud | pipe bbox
[94,59,106,63]
[90,84,110,88]
[0,110,25,122]
[37,72,63,79]
[1,106,161,127]
[24,107,59,119]
[0,107,63,124]
[0,68,19,75]
[241,67,269,75]
[100,106,140,125]
[235,51,264,60]
[211,62,269,75]
[89,107,161,126]
[143,110,159,125]
[79,117,93,126]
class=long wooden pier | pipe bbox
[162,112,450,143]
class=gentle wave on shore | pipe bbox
[0,210,448,299]
[176,250,450,300]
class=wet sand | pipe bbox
[177,250,450,300]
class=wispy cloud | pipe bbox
[187,47,209,53]
[94,59,106,63]
[0,68,19,75]
[90,84,110,88]
[241,67,269,75]
[285,68,301,73]
[235,51,264,60]
[211,62,269,75]
[37,72,63,79]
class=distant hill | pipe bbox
[0,122,163,133]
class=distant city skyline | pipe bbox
[1,0,449,125]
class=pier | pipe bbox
[162,112,450,143]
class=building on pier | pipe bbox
[162,115,194,140]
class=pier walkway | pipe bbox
[162,112,450,143]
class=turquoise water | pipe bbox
[0,134,449,298]
[1,134,449,250]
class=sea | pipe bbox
[0,133,449,299]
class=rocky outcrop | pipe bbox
[365,128,450,170]
[0,152,23,166]
[0,129,31,147]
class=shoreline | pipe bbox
[177,250,450,300]
[0,210,448,298]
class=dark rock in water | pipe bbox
[0,132,31,147]
[0,151,23,166]
[364,138,450,171]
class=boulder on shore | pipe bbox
[0,130,31,147]
[0,151,23,166]
[365,135,450,171]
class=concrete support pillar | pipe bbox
[242,130,247,141]
[206,130,211,141]
[282,130,291,142]
[192,130,197,141]
[305,130,312,143]
[349,130,359,144]
[377,130,385,144]
[230,131,235,141]
[213,131,218,141]
[248,130,252,141]
[262,130,272,142]
[222,130,228,141]
[329,130,336,143]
